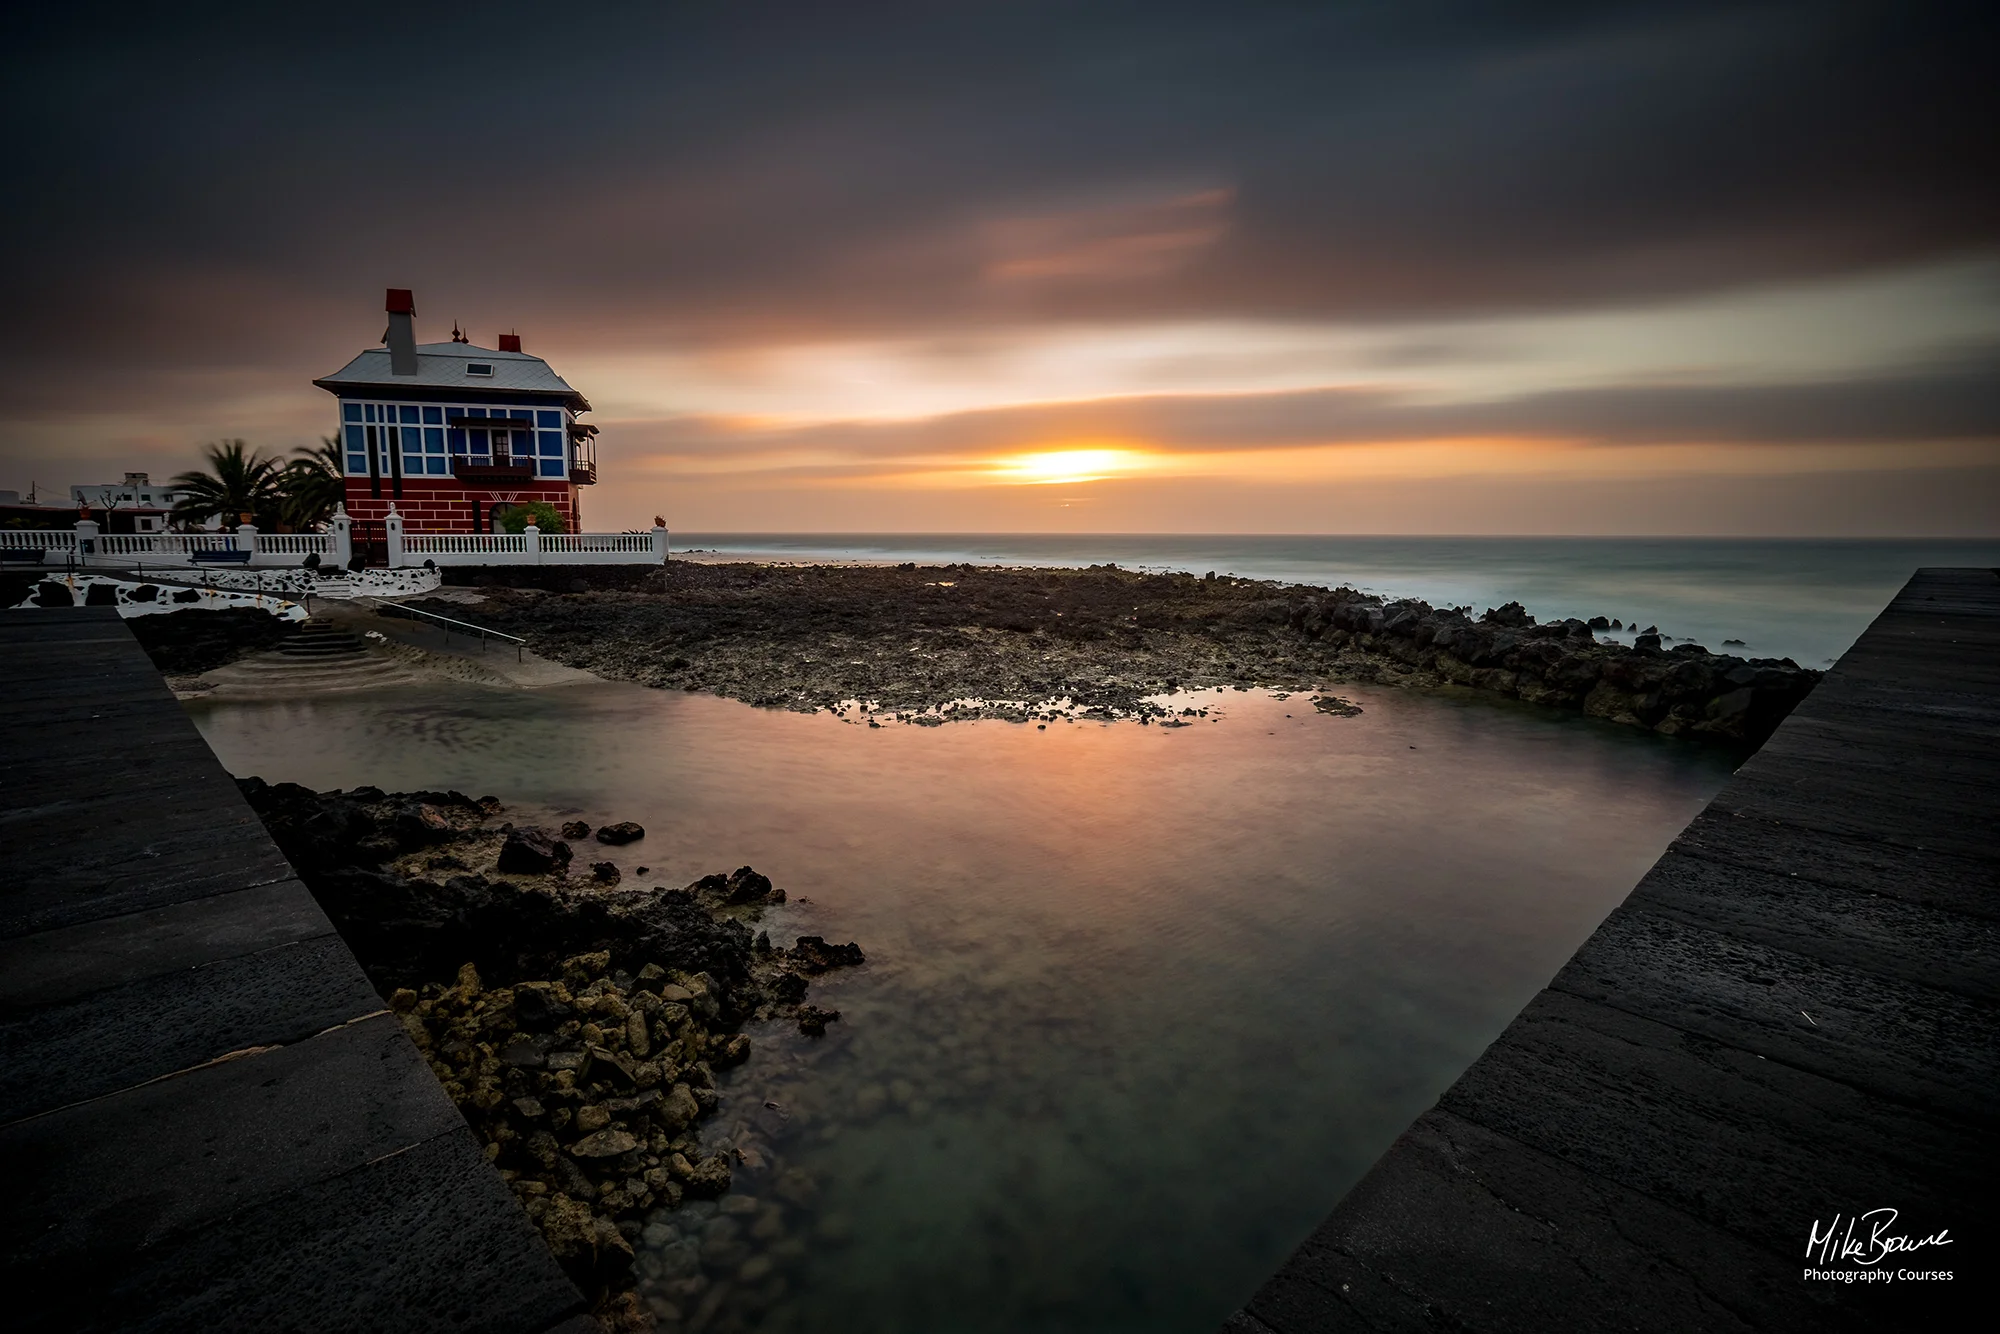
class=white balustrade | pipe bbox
[0,530,77,550]
[402,533,528,555]
[540,533,654,553]
[385,521,667,566]
[5,515,661,570]
[255,533,332,555]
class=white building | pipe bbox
[69,473,193,533]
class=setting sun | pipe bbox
[992,447,1147,485]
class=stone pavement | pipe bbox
[0,607,596,1332]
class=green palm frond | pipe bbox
[277,436,347,529]
[170,440,285,527]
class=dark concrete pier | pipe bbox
[0,608,593,1332]
[1227,567,1997,1332]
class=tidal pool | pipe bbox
[188,679,1734,1332]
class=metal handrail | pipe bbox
[377,601,526,661]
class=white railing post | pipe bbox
[331,505,353,569]
[653,525,669,563]
[74,519,100,567]
[524,523,542,564]
[385,506,406,568]
[235,523,258,561]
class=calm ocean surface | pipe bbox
[194,677,1733,1332]
[674,535,2000,667]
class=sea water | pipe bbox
[191,677,1735,1331]
[672,535,2000,668]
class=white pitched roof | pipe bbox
[314,343,588,408]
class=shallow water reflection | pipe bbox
[189,680,1733,1332]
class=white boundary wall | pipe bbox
[1,505,668,570]
[0,521,336,569]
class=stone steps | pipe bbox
[277,619,367,658]
[202,619,424,694]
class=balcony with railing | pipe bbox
[450,460,538,483]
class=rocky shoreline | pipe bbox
[434,561,1819,745]
[240,780,864,1331]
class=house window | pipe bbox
[467,363,493,376]
[344,423,367,473]
[343,403,363,422]
[364,404,378,422]
[422,406,443,425]
[536,410,560,428]
[399,405,420,424]
[447,429,467,455]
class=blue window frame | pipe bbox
[342,403,362,422]
[364,404,378,423]
[537,431,562,457]
[536,410,560,428]
[423,428,444,453]
[398,405,420,424]
[422,406,443,425]
[447,429,466,454]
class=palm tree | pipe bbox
[277,436,347,530]
[171,440,284,529]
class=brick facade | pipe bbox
[342,479,581,534]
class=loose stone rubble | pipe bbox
[238,780,865,1329]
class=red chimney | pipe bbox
[498,332,522,353]
[384,289,418,375]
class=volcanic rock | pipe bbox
[497,826,572,874]
[790,936,866,972]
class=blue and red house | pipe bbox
[314,289,598,533]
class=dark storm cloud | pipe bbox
[629,354,2000,461]
[3,0,1996,383]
